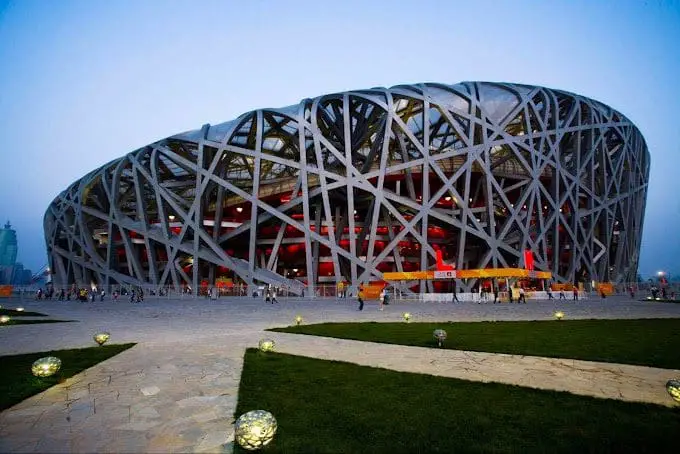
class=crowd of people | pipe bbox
[27,281,675,306]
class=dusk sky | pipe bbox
[0,0,678,279]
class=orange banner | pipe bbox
[0,285,13,297]
[385,268,551,281]
[595,282,614,296]
[382,271,435,281]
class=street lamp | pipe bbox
[657,271,671,282]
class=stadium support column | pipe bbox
[298,104,315,298]
[312,202,322,285]
[132,162,158,289]
[551,150,560,281]
[248,113,263,290]
[420,99,431,294]
[192,124,210,296]
[343,93,358,293]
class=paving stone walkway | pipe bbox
[0,296,679,453]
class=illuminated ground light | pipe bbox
[554,311,565,320]
[433,329,447,347]
[666,379,680,403]
[93,332,111,346]
[258,339,275,352]
[294,315,303,326]
[0,315,10,323]
[402,312,411,322]
[234,410,278,451]
[15,307,24,312]
[31,356,62,378]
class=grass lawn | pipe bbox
[271,318,680,369]
[0,308,48,317]
[0,343,135,411]
[1,319,75,326]
[235,349,679,453]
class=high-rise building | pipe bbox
[0,221,18,267]
[0,221,19,285]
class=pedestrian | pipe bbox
[100,289,105,302]
[559,289,566,300]
[518,287,527,304]
[271,288,278,304]
[493,286,499,304]
[265,287,271,303]
[379,288,386,311]
[572,286,579,301]
[451,280,459,302]
[130,290,136,303]
[547,287,554,300]
[357,286,365,311]
[629,285,635,298]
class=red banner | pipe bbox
[524,250,534,270]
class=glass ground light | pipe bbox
[31,356,62,378]
[433,329,447,347]
[258,338,275,352]
[234,410,277,450]
[93,332,111,346]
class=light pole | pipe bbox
[657,271,672,299]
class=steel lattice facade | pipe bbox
[44,82,649,294]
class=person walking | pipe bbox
[559,289,566,300]
[547,287,554,300]
[518,286,527,304]
[271,288,279,304]
[379,288,386,311]
[493,286,499,304]
[357,286,365,311]
[451,280,459,302]
[572,286,579,301]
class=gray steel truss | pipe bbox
[44,82,650,294]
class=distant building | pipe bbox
[0,222,33,285]
[0,221,18,267]
[11,263,33,286]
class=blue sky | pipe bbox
[0,0,678,278]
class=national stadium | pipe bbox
[44,82,650,296]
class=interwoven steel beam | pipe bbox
[44,82,650,294]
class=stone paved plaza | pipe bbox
[1,295,679,453]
